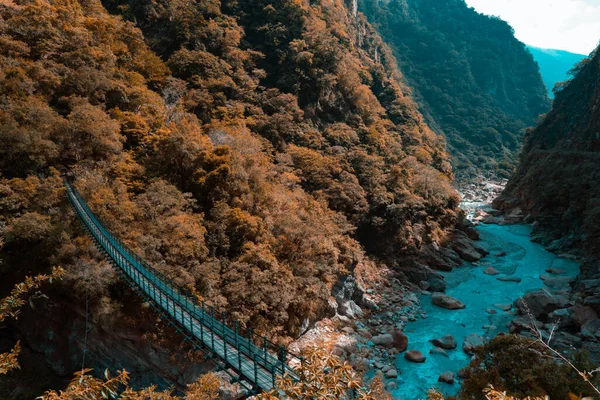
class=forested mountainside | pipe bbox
[527,46,586,98]
[361,0,551,180]
[0,0,463,393]
[495,46,600,259]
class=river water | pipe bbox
[390,223,581,400]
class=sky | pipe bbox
[464,0,600,55]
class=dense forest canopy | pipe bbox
[0,0,460,357]
[360,0,551,180]
[495,45,600,258]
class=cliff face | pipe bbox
[495,47,600,258]
[361,0,551,180]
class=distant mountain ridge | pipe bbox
[527,46,587,98]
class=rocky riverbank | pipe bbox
[290,195,600,399]
[481,208,600,366]
[288,218,493,397]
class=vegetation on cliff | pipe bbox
[0,1,464,394]
[495,45,600,259]
[360,0,550,179]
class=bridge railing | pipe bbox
[65,180,301,387]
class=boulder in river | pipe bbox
[543,276,574,290]
[371,334,394,347]
[494,303,512,311]
[463,333,484,354]
[438,371,455,384]
[430,347,449,357]
[430,334,457,350]
[451,230,489,262]
[390,330,408,352]
[385,369,398,379]
[432,293,465,309]
[514,289,571,320]
[427,273,447,293]
[483,266,499,275]
[494,252,507,257]
[404,350,426,363]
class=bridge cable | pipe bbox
[80,271,90,374]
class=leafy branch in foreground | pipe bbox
[257,347,390,400]
[524,303,600,399]
[38,369,221,400]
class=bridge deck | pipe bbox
[65,181,299,392]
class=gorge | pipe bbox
[0,0,599,399]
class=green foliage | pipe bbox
[496,44,600,258]
[459,335,599,399]
[361,0,550,179]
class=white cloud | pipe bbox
[464,0,600,54]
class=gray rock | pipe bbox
[386,381,398,391]
[581,320,600,340]
[494,303,512,311]
[432,293,466,310]
[427,274,447,293]
[463,333,484,354]
[430,334,457,350]
[438,371,455,384]
[570,305,598,327]
[510,315,543,333]
[372,334,394,347]
[548,308,574,328]
[578,279,600,294]
[543,276,574,290]
[430,347,449,357]
[404,350,426,363]
[385,369,398,379]
[514,289,571,320]
[390,330,409,352]
[338,300,363,319]
[341,327,355,335]
[483,266,499,275]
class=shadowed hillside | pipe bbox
[361,0,550,180]
[495,46,600,258]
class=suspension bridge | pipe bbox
[65,179,301,394]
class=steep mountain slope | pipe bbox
[361,0,551,180]
[0,0,465,395]
[495,46,600,258]
[527,46,586,97]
